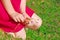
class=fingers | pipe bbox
[11,12,31,23]
[19,14,25,22]
[16,16,21,22]
[13,14,25,22]
[12,17,18,22]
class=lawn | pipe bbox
[0,0,60,40]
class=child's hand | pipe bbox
[9,12,25,22]
[22,12,31,20]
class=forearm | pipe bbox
[1,0,15,15]
[20,0,26,13]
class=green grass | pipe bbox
[26,0,60,40]
[0,0,60,40]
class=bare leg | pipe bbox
[15,28,26,40]
[25,13,42,30]
[6,28,26,40]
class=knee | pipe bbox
[15,28,26,39]
[37,17,42,27]
[15,33,26,40]
[22,34,26,40]
[33,18,42,30]
[19,31,26,40]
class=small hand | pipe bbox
[22,12,31,20]
[22,12,32,25]
[9,12,25,22]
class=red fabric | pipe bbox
[0,0,34,32]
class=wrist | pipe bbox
[22,12,26,15]
[21,11,26,13]
[20,9,26,13]
[8,11,16,15]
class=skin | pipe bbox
[1,0,42,40]
[1,0,30,23]
[1,0,28,40]
[20,0,31,20]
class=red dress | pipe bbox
[0,0,34,32]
